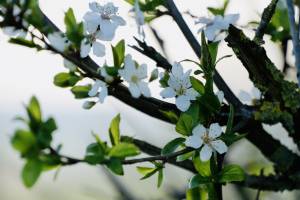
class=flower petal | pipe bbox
[176,95,191,112]
[138,81,151,97]
[111,15,126,26]
[98,86,108,103]
[172,62,184,77]
[185,135,203,149]
[92,41,106,57]
[129,83,141,98]
[98,19,117,41]
[160,87,176,98]
[211,140,228,154]
[80,39,91,58]
[192,124,207,137]
[136,64,147,79]
[208,123,223,139]
[200,144,213,161]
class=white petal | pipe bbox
[211,140,228,154]
[192,124,207,137]
[98,19,117,41]
[138,81,151,97]
[216,91,224,103]
[238,90,252,102]
[172,62,184,78]
[129,83,141,98]
[92,41,106,57]
[136,64,147,79]
[124,54,136,71]
[89,80,102,97]
[204,26,219,41]
[112,15,126,26]
[185,135,203,149]
[63,59,77,72]
[98,86,108,103]
[2,26,17,36]
[224,14,239,25]
[80,39,91,58]
[160,87,176,98]
[208,123,223,139]
[186,88,199,100]
[89,2,100,12]
[195,17,212,25]
[251,87,261,99]
[48,32,68,52]
[200,144,213,161]
[83,12,100,33]
[176,95,191,112]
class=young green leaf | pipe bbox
[189,174,212,189]
[218,164,245,183]
[22,159,43,188]
[112,40,125,68]
[157,168,163,188]
[106,158,124,175]
[161,137,185,155]
[64,8,83,47]
[109,114,121,146]
[71,85,91,99]
[54,72,80,88]
[176,114,194,136]
[176,151,194,162]
[27,96,42,126]
[137,166,159,180]
[109,143,140,158]
[186,186,207,200]
[190,77,205,95]
[11,129,36,155]
[159,110,179,123]
[193,154,211,177]
[84,143,105,165]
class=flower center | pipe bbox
[131,75,139,83]
[100,4,117,19]
[201,133,211,144]
[176,86,186,96]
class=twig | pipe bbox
[254,0,279,43]
[164,0,244,110]
[286,0,300,85]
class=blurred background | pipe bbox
[1,0,300,199]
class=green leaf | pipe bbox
[112,40,125,68]
[137,166,159,180]
[109,143,140,158]
[22,159,43,188]
[109,114,121,146]
[159,72,170,88]
[71,85,91,99]
[200,32,214,74]
[208,42,219,65]
[190,77,205,95]
[193,154,211,177]
[84,143,105,165]
[106,158,124,175]
[149,68,159,82]
[64,8,84,47]
[26,96,42,131]
[176,114,193,136]
[218,164,245,183]
[225,104,234,135]
[11,130,36,154]
[159,110,179,123]
[189,174,212,188]
[36,117,57,147]
[157,168,163,188]
[186,186,207,200]
[54,72,80,88]
[176,151,194,162]
[161,138,185,155]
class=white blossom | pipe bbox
[133,0,145,38]
[83,2,126,41]
[160,62,199,112]
[238,87,261,104]
[2,26,26,38]
[216,90,224,104]
[119,54,151,98]
[88,79,108,103]
[80,35,105,58]
[48,32,70,52]
[63,59,77,72]
[100,64,114,83]
[196,14,239,41]
[185,123,228,161]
